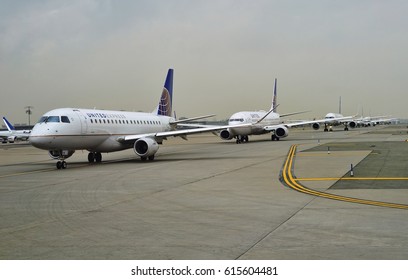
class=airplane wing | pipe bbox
[118,123,250,143]
[262,115,356,131]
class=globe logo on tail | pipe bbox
[158,88,172,117]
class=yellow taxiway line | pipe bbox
[281,145,408,210]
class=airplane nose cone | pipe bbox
[29,127,51,149]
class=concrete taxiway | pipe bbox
[0,126,407,259]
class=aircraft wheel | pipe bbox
[141,156,147,161]
[88,153,95,163]
[95,152,102,162]
[62,161,67,169]
[148,155,155,161]
[56,161,62,169]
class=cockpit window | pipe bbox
[38,116,47,123]
[38,116,60,123]
[61,116,70,123]
[46,116,60,122]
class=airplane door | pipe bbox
[73,109,88,134]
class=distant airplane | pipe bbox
[185,79,350,144]
[0,117,31,143]
[353,109,395,127]
[311,97,356,132]
[29,69,241,169]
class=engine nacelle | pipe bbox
[220,129,234,140]
[348,121,357,128]
[312,123,320,130]
[7,136,16,143]
[134,138,159,157]
[48,150,75,160]
[275,125,289,138]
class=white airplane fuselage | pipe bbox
[324,112,344,125]
[30,108,174,153]
[227,111,281,136]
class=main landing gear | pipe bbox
[140,155,155,161]
[271,134,280,141]
[56,160,67,169]
[88,152,102,163]
[235,135,249,144]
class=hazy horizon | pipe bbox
[1,1,408,124]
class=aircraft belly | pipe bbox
[251,127,267,135]
[36,135,108,150]
[230,127,252,135]
[91,136,131,152]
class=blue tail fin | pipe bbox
[3,117,15,131]
[156,69,174,117]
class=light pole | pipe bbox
[25,106,33,126]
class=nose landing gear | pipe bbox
[56,160,67,169]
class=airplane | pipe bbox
[0,117,31,143]
[29,69,245,169]
[352,109,395,127]
[310,97,357,132]
[187,79,351,144]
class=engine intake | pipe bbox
[312,123,320,130]
[134,138,159,158]
[348,121,357,128]
[275,126,289,138]
[220,129,234,140]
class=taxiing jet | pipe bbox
[353,109,395,127]
[29,69,242,169]
[310,97,356,132]
[0,117,31,143]
[212,79,349,143]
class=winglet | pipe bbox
[156,69,174,117]
[256,104,279,124]
[271,78,277,113]
[2,117,15,131]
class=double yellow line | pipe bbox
[282,145,408,210]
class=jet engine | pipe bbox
[134,137,159,159]
[275,126,289,138]
[312,123,320,130]
[7,136,16,143]
[348,121,357,128]
[48,150,75,160]
[219,129,234,140]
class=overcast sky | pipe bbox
[1,0,408,124]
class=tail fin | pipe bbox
[271,78,277,112]
[156,69,174,117]
[3,117,15,131]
